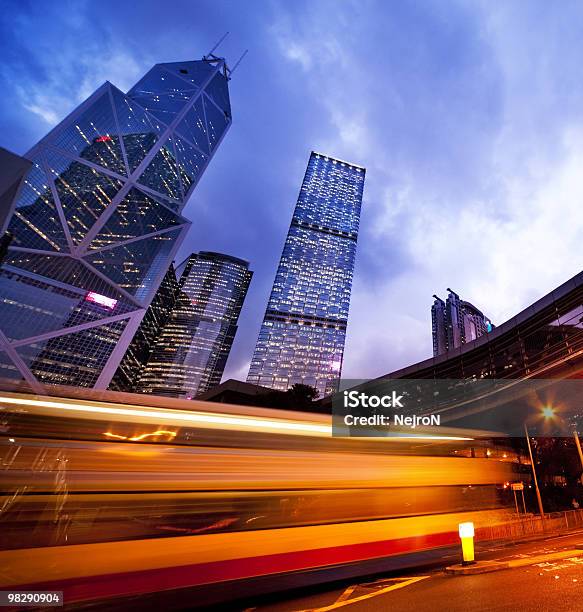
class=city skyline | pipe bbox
[2,1,583,384]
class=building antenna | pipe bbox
[228,49,248,78]
[205,32,230,59]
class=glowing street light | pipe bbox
[522,403,558,520]
[541,406,556,419]
[524,420,545,520]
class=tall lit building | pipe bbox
[0,54,233,390]
[247,151,365,396]
[431,289,493,356]
[135,252,252,398]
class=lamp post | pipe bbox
[524,422,545,519]
[573,430,583,471]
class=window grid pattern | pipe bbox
[247,152,365,396]
[135,252,252,398]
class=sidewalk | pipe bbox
[447,526,583,575]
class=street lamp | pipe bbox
[524,422,545,519]
[573,430,583,471]
[541,406,555,419]
[523,404,554,520]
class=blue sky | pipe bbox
[2,0,583,384]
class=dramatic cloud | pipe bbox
[6,7,144,127]
[2,0,583,383]
[268,0,583,378]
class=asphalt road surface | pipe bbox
[241,531,583,612]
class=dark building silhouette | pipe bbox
[432,289,493,356]
[135,252,252,398]
[387,271,583,382]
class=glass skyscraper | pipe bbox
[135,252,252,398]
[247,151,365,396]
[0,55,232,391]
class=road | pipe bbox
[241,531,583,612]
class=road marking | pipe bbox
[297,576,430,612]
[334,585,357,603]
[507,549,583,568]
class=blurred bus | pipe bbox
[0,389,517,608]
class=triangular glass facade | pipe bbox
[7,157,69,251]
[137,137,183,200]
[158,61,216,88]
[131,91,196,124]
[128,66,197,124]
[110,87,164,173]
[205,71,231,118]
[0,57,231,389]
[129,66,198,97]
[51,90,127,176]
[44,148,125,244]
[203,94,229,151]
[0,265,134,341]
[177,97,210,154]
[1,252,130,302]
[15,317,130,388]
[85,227,182,299]
[173,135,207,195]
[89,187,185,250]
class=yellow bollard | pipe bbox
[458,522,475,565]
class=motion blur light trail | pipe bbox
[0,390,517,607]
[103,430,177,441]
[0,393,474,439]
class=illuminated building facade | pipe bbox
[0,55,232,390]
[431,289,493,356]
[247,152,365,396]
[109,264,179,392]
[135,252,252,398]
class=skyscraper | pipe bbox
[0,55,233,391]
[431,289,493,357]
[247,152,365,397]
[135,252,252,398]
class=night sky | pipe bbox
[2,0,583,385]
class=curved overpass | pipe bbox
[384,270,583,381]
